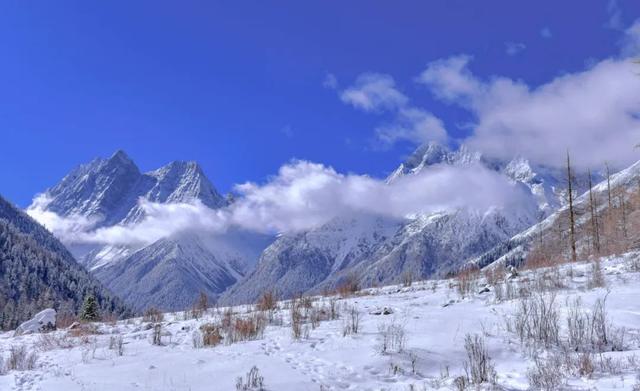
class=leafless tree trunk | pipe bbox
[588,169,600,254]
[567,151,577,262]
[606,162,612,209]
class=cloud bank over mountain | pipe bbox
[27,160,531,247]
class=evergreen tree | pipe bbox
[80,295,100,322]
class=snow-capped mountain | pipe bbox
[31,151,269,311]
[42,150,226,228]
[221,142,594,305]
[388,142,595,216]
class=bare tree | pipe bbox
[566,151,577,262]
[605,162,612,209]
[588,169,600,254]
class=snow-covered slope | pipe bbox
[473,158,640,270]
[94,234,242,312]
[2,252,639,390]
[222,142,582,305]
[221,214,402,303]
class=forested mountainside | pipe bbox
[473,158,640,270]
[0,195,130,330]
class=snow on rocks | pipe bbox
[14,308,56,336]
[369,307,394,315]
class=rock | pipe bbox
[369,307,394,315]
[15,308,56,336]
[507,265,518,279]
[442,300,456,308]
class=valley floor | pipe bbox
[1,253,640,390]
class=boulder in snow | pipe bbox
[369,307,394,315]
[15,309,56,336]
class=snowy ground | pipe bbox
[1,253,640,390]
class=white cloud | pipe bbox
[540,27,552,39]
[341,72,449,147]
[606,0,624,30]
[418,54,640,170]
[375,108,447,147]
[416,55,482,104]
[621,19,640,56]
[323,73,338,89]
[322,73,338,90]
[28,160,532,245]
[505,42,526,56]
[27,195,230,247]
[340,73,408,112]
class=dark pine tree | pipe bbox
[80,295,100,322]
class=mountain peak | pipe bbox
[109,150,134,165]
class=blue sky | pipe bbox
[1,1,639,207]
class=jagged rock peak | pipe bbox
[387,142,481,182]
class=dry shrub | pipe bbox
[229,314,266,343]
[527,353,565,391]
[109,335,124,356]
[222,307,234,329]
[143,307,164,323]
[336,274,360,298]
[483,267,502,286]
[402,271,413,287]
[6,345,38,371]
[101,312,119,326]
[524,245,565,270]
[236,366,265,391]
[152,323,163,346]
[378,321,406,354]
[200,323,223,347]
[256,290,278,312]
[55,311,77,329]
[290,297,306,340]
[508,293,560,349]
[329,298,340,320]
[234,318,259,340]
[587,259,606,289]
[342,305,360,337]
[463,334,496,385]
[67,323,100,338]
[37,332,75,350]
[454,267,479,298]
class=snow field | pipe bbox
[1,253,639,390]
